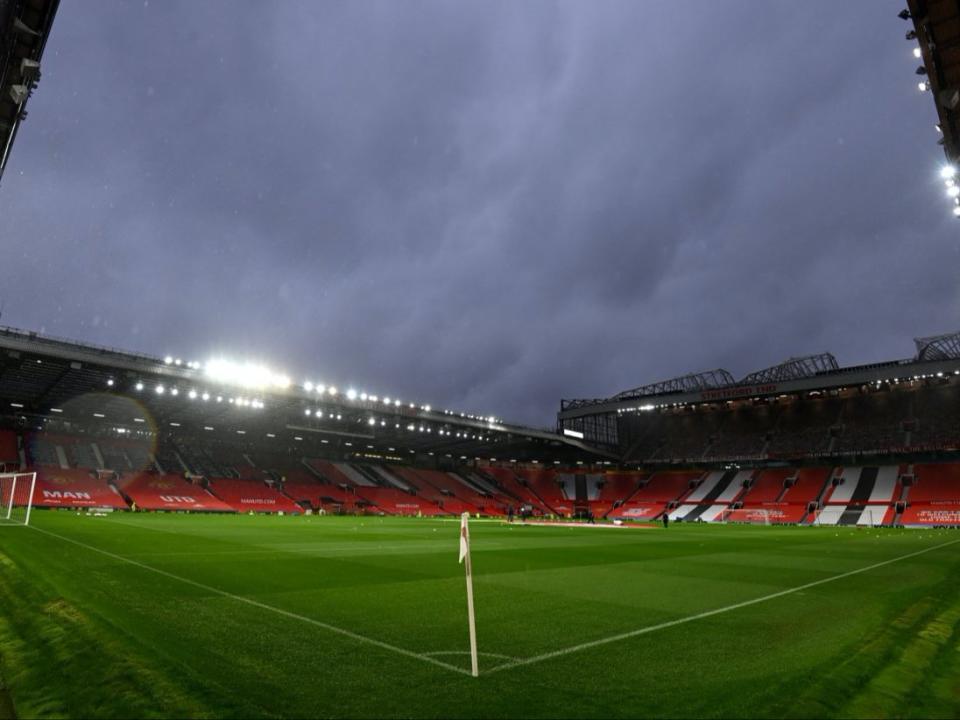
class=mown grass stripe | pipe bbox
[29,526,473,678]
[486,537,960,674]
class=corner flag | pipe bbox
[458,512,479,677]
[459,512,469,563]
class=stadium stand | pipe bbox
[32,467,128,508]
[0,429,18,466]
[118,472,234,512]
[207,478,302,513]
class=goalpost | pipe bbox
[0,472,37,527]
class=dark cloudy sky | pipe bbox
[1,1,956,425]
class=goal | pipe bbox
[0,472,37,526]
[716,507,772,525]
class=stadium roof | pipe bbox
[559,332,960,422]
[903,0,960,218]
[0,325,614,464]
[915,329,960,360]
[0,0,59,186]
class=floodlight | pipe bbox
[205,358,292,390]
[369,396,378,403]
[346,388,358,400]
[914,47,922,58]
[202,392,210,401]
[106,379,114,387]
[170,388,179,396]
[155,385,165,394]
[164,356,173,364]
[328,387,337,396]
[305,408,312,416]
[941,165,957,179]
[953,205,960,217]
[188,390,197,399]
[316,384,326,394]
[919,81,929,91]
[316,410,323,418]
[304,381,314,391]
[948,185,959,198]
[360,393,368,401]
[383,397,391,405]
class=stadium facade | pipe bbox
[1,325,959,527]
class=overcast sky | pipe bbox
[1,1,957,425]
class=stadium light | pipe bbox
[304,381,314,391]
[941,165,957,180]
[328,386,337,396]
[913,47,922,59]
[360,393,368,401]
[155,385,165,394]
[368,417,376,426]
[164,356,173,364]
[305,408,312,416]
[204,358,292,391]
[135,382,144,391]
[953,205,960,217]
[947,185,959,198]
[188,390,197,399]
[316,384,326,394]
[346,388,358,400]
[106,379,114,387]
[919,81,929,91]
[202,392,210,401]
[170,388,179,396]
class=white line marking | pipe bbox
[423,651,518,661]
[486,537,960,675]
[30,526,472,677]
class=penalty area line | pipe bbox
[30,526,473,677]
[486,536,960,675]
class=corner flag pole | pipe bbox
[459,512,479,677]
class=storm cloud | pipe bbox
[1,1,956,425]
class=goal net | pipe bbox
[716,507,771,525]
[0,472,37,527]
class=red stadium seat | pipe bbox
[207,478,302,513]
[118,473,233,512]
[32,467,128,509]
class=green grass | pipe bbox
[1,512,960,718]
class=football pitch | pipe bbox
[1,513,960,719]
